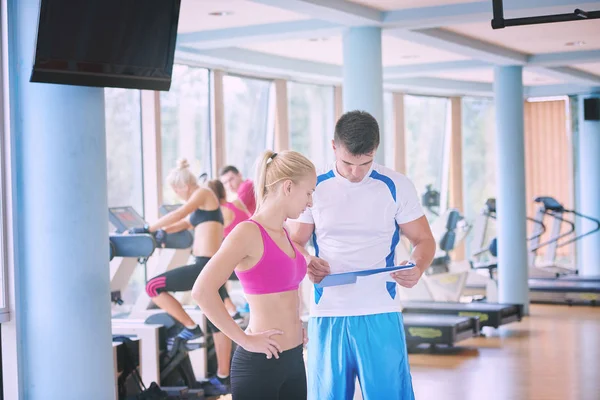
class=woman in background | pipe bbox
[207,179,251,237]
[131,159,236,396]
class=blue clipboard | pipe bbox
[316,264,416,288]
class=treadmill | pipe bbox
[402,301,522,329]
[467,196,600,306]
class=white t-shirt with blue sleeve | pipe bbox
[292,162,424,317]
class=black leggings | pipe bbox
[145,256,229,332]
[230,345,307,400]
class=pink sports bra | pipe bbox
[223,202,250,237]
[235,220,307,295]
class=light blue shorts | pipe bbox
[308,312,414,400]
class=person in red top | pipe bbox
[219,165,256,215]
[207,179,251,237]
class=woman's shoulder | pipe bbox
[192,186,219,208]
[229,219,261,238]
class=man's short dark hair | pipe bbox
[334,110,380,156]
[219,165,240,176]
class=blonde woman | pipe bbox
[192,150,316,400]
[130,159,235,396]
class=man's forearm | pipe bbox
[410,238,436,273]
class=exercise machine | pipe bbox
[396,207,472,303]
[109,206,196,319]
[428,209,470,275]
[421,184,441,217]
[466,198,548,300]
[109,230,157,308]
[467,197,600,306]
[529,196,600,278]
[398,197,524,335]
[109,239,205,398]
[109,207,209,384]
[419,184,471,273]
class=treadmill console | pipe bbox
[534,196,564,212]
[109,205,194,249]
[109,206,147,233]
[485,198,496,214]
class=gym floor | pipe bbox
[210,305,600,400]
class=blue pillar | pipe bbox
[493,66,530,314]
[342,27,385,163]
[9,0,114,399]
[576,94,600,277]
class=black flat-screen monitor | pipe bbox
[30,0,181,91]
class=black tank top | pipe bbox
[189,208,224,227]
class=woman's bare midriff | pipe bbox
[192,221,223,257]
[245,289,303,352]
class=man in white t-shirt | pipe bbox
[289,110,436,400]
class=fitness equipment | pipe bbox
[428,209,470,274]
[396,207,472,303]
[422,184,441,217]
[402,313,481,351]
[109,206,195,319]
[466,198,548,300]
[529,196,600,278]
[466,198,502,301]
[112,318,206,398]
[419,184,472,272]
[109,231,157,307]
[528,278,600,306]
[400,280,524,337]
[109,232,205,397]
[398,197,524,335]
[109,206,209,382]
[401,301,523,330]
[466,198,600,306]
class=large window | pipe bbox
[288,82,335,170]
[383,92,394,169]
[105,88,144,215]
[461,97,496,256]
[160,65,211,204]
[223,75,273,179]
[404,95,450,217]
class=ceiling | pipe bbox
[575,62,600,75]
[446,19,600,54]
[176,0,600,95]
[346,0,481,11]
[177,0,307,33]
[243,35,468,66]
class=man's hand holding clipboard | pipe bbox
[315,262,416,288]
